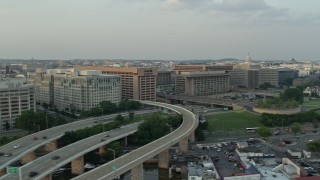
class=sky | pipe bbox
[0,0,319,61]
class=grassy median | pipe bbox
[205,111,262,131]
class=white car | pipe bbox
[13,144,20,149]
[304,166,313,170]
[217,148,221,152]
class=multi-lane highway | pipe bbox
[73,101,198,180]
[2,123,141,180]
[0,110,156,171]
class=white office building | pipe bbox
[0,77,36,131]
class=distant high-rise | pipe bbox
[75,66,158,101]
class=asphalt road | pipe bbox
[0,110,157,172]
[2,123,141,180]
[73,101,198,180]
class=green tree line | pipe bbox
[80,100,141,118]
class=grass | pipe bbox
[302,99,320,110]
[205,111,262,132]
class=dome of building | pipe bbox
[245,53,252,64]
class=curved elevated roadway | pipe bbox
[73,101,198,180]
[0,110,156,172]
[1,123,141,180]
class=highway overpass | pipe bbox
[73,100,198,180]
[1,123,141,180]
[0,110,157,176]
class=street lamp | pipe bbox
[107,148,116,160]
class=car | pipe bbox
[217,148,221,152]
[29,172,38,177]
[4,153,12,157]
[52,155,60,160]
[33,136,38,140]
[100,139,105,142]
[42,136,47,139]
[0,152,4,157]
[105,134,110,137]
[304,166,314,170]
[13,144,20,149]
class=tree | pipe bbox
[16,110,37,134]
[307,141,320,152]
[257,127,272,139]
[281,88,304,104]
[291,122,301,135]
[115,114,124,122]
[128,111,134,121]
[259,82,274,90]
[100,101,117,114]
[4,121,10,131]
[312,119,319,130]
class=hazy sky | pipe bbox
[1,0,319,60]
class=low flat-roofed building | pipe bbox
[187,162,219,180]
[176,71,229,96]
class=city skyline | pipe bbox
[1,0,319,61]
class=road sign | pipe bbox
[7,166,19,174]
[112,166,117,172]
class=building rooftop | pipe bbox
[258,167,289,180]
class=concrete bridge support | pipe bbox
[179,137,189,154]
[42,174,52,180]
[99,146,106,155]
[71,156,84,175]
[131,164,143,180]
[22,151,36,164]
[44,140,58,152]
[158,149,169,169]
[189,131,195,142]
[0,169,6,177]
[124,136,128,147]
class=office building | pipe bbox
[278,68,299,85]
[0,77,35,131]
[28,69,121,111]
[75,66,158,101]
[175,71,229,96]
[259,68,279,87]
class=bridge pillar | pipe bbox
[99,145,106,155]
[179,137,188,154]
[124,136,128,147]
[42,174,52,180]
[0,169,6,176]
[158,149,169,169]
[131,164,143,180]
[71,156,84,175]
[44,140,58,152]
[189,131,195,142]
[22,151,36,164]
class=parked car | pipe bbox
[304,166,314,170]
[13,144,20,149]
[33,136,38,140]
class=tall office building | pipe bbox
[0,77,35,131]
[28,69,121,111]
[75,66,158,101]
[259,68,279,87]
